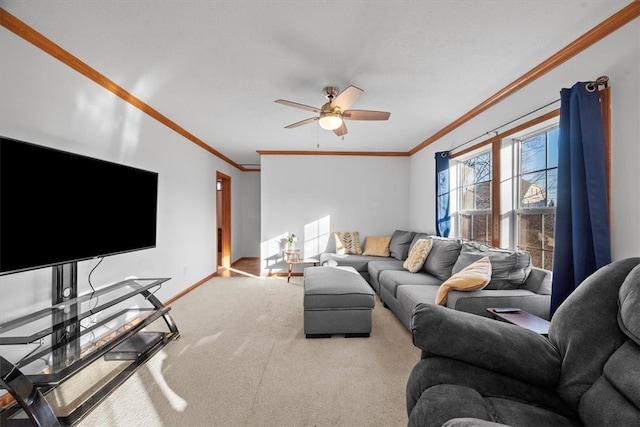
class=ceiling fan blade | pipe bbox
[342,110,391,121]
[333,121,348,137]
[284,117,318,129]
[275,99,321,113]
[330,85,363,111]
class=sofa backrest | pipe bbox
[549,257,640,425]
[452,242,532,290]
[389,230,416,261]
[422,237,463,281]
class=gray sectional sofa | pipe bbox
[320,230,552,330]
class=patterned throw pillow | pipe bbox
[334,231,362,255]
[435,257,492,306]
[403,239,433,273]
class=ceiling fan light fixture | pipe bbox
[318,112,342,130]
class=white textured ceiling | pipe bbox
[1,0,633,167]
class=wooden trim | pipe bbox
[600,86,612,220]
[163,258,258,306]
[409,1,639,155]
[0,8,249,172]
[491,140,501,248]
[451,109,560,159]
[216,171,232,269]
[2,3,634,169]
[257,150,409,156]
[163,272,217,306]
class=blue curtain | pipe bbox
[435,151,450,237]
[550,82,611,315]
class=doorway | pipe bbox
[216,172,231,271]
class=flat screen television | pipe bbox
[0,136,158,275]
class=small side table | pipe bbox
[285,250,319,282]
[487,308,550,336]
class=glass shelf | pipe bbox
[0,278,169,344]
[0,276,179,427]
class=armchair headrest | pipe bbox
[619,264,640,345]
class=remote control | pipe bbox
[493,308,522,313]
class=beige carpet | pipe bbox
[78,276,420,427]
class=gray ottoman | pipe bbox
[303,266,375,338]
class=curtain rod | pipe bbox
[449,75,609,154]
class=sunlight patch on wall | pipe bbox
[75,91,117,138]
[119,102,142,162]
[260,232,289,273]
[304,215,331,257]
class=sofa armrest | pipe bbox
[442,418,510,427]
[410,303,561,389]
[523,266,552,295]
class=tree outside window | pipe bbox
[517,128,558,270]
[458,152,492,245]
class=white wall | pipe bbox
[260,155,411,273]
[409,18,640,261]
[0,24,256,323]
[239,172,261,257]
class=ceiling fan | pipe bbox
[275,86,390,137]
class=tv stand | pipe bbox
[0,266,180,426]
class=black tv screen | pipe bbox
[0,137,158,275]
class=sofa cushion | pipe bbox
[397,285,440,315]
[368,259,404,293]
[319,253,382,277]
[435,257,492,305]
[379,270,442,298]
[389,229,416,260]
[423,237,463,281]
[453,242,531,290]
[361,235,392,257]
[333,231,362,255]
[403,239,433,273]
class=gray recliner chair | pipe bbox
[406,257,640,427]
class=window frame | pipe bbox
[514,125,559,270]
[449,86,610,266]
[455,149,493,246]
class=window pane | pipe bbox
[518,212,555,269]
[475,153,491,182]
[542,250,554,271]
[471,214,491,244]
[475,181,491,209]
[514,126,558,269]
[457,151,492,246]
[547,128,559,168]
[521,134,546,173]
[528,248,543,269]
[520,171,546,207]
[461,186,475,210]
[547,169,557,207]
[543,212,555,251]
[518,213,543,250]
[461,162,475,187]
[459,214,471,240]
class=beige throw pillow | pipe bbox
[334,231,362,255]
[435,257,492,306]
[403,239,433,273]
[362,236,392,257]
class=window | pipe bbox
[458,152,492,245]
[516,127,558,270]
